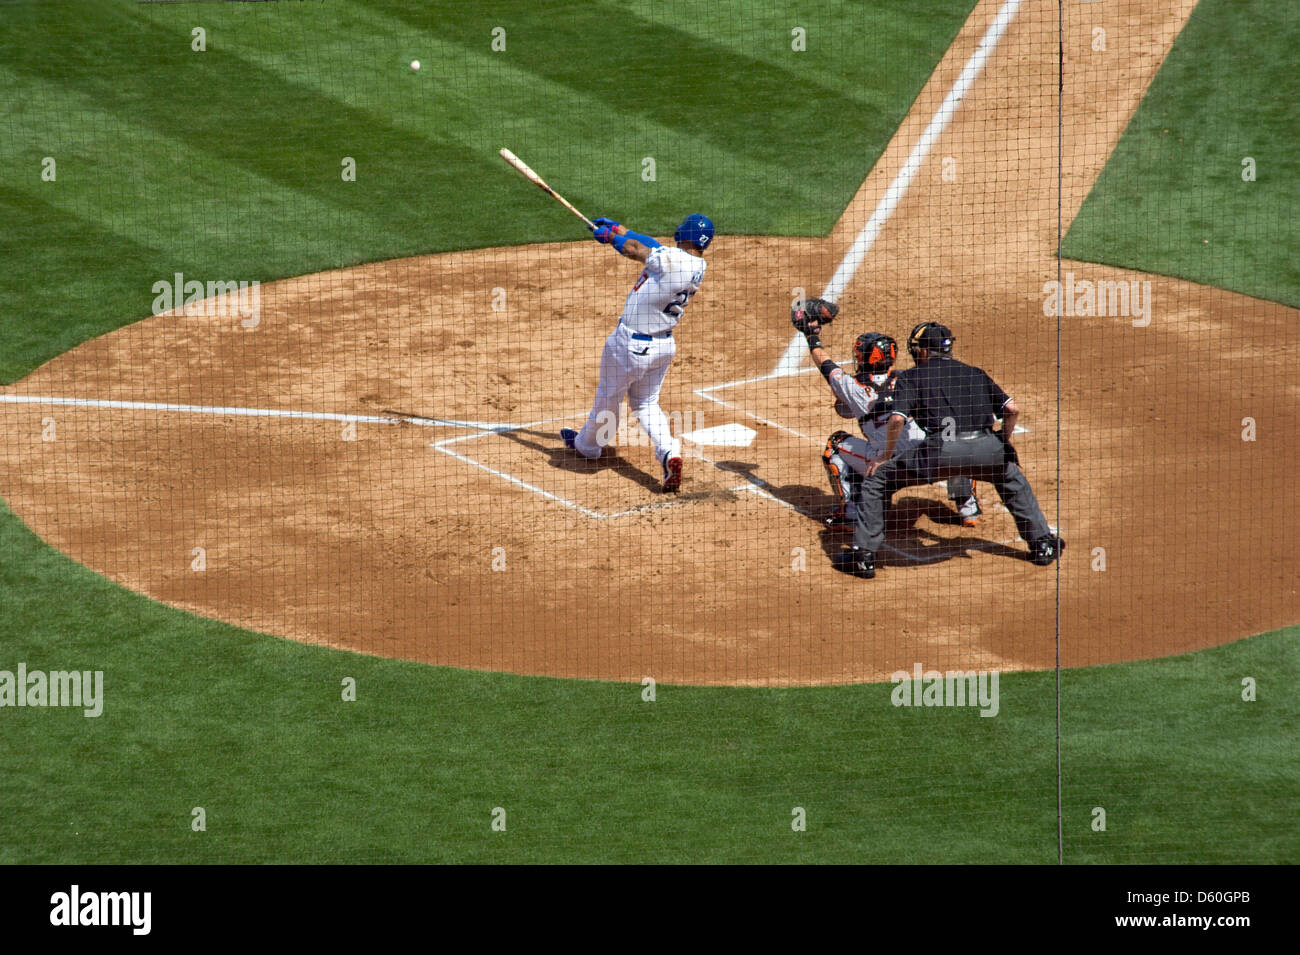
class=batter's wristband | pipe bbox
[805,332,822,351]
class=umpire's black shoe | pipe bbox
[832,547,876,579]
[1029,535,1065,566]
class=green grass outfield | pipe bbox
[1,0,1296,863]
[1063,0,1300,308]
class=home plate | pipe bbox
[683,423,757,447]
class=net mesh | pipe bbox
[0,0,1294,863]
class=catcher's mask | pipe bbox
[907,321,954,362]
[854,332,897,387]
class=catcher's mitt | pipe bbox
[792,297,838,335]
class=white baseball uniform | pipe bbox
[573,244,706,462]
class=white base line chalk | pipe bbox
[772,0,1024,378]
[0,394,517,431]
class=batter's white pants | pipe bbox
[575,323,680,463]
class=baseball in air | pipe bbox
[410,59,420,71]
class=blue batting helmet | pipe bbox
[674,213,714,250]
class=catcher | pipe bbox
[791,299,979,530]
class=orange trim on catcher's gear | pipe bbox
[854,336,898,374]
[822,447,847,509]
[827,429,872,465]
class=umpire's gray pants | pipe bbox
[853,432,1052,552]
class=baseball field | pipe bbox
[1,0,1296,864]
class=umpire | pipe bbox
[833,321,1064,579]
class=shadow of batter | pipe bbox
[500,427,664,494]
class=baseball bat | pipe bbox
[499,147,597,232]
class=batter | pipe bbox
[561,213,713,492]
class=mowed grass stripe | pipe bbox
[366,0,977,234]
[247,0,852,233]
[7,1,1292,864]
[223,4,830,234]
[0,475,1294,862]
[3,494,1292,863]
[4,12,469,237]
[0,0,981,385]
[598,0,981,203]
[1,480,1293,863]
[1063,0,1300,307]
[1061,627,1300,863]
[0,186,169,383]
[0,67,400,280]
[588,0,955,108]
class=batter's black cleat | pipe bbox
[1029,535,1065,566]
[832,547,876,579]
[560,428,578,450]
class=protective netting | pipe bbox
[0,0,1294,864]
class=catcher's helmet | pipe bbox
[907,321,954,361]
[674,213,714,250]
[854,332,897,386]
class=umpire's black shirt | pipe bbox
[891,356,1010,435]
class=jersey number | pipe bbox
[663,288,695,318]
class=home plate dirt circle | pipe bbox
[0,234,1295,687]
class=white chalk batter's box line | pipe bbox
[695,367,823,442]
[436,419,1032,563]
[431,412,787,521]
[0,394,791,518]
[3,386,1031,541]
[434,0,1034,530]
[3,396,1038,558]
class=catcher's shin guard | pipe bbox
[823,431,854,521]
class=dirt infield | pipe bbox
[2,0,1295,685]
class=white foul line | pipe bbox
[0,390,722,520]
[0,394,518,431]
[772,0,1024,377]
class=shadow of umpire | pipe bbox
[818,494,1024,567]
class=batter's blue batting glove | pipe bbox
[593,217,621,230]
[593,224,615,244]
